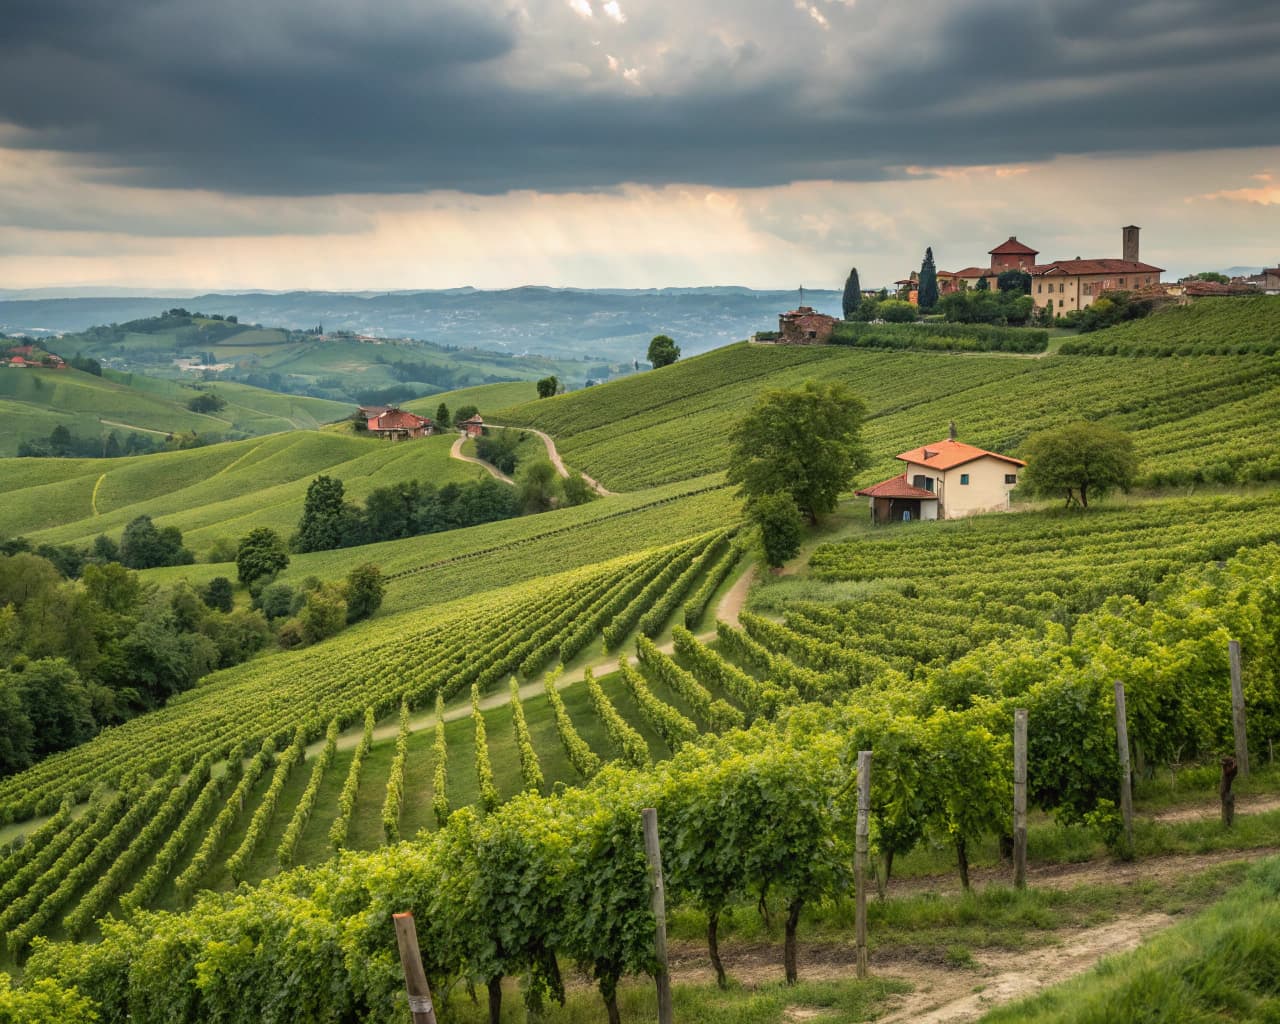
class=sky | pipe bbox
[2,0,1278,292]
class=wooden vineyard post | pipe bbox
[1013,709,1028,889]
[642,807,675,1024]
[1229,640,1250,777]
[855,750,872,980]
[393,912,439,1024]
[1113,681,1134,856]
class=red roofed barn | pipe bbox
[777,306,839,345]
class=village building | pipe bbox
[857,433,1026,523]
[935,227,1164,316]
[1260,266,1280,294]
[366,408,432,440]
[457,414,485,439]
[777,306,839,344]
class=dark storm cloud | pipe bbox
[1,0,1277,197]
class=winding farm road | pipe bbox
[485,423,616,496]
[449,434,514,484]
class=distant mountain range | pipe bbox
[0,287,842,361]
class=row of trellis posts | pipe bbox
[392,638,1253,1023]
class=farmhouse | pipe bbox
[457,414,485,439]
[366,408,432,440]
[777,306,839,345]
[936,226,1164,316]
[857,434,1026,523]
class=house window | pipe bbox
[1005,474,1018,485]
[1058,299,1064,307]
[1118,278,1126,286]
[1083,283,1092,295]
[1059,283,1065,293]
[911,475,934,492]
[960,473,970,485]
[1036,283,1041,293]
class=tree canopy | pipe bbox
[647,334,680,368]
[536,376,560,399]
[918,248,939,311]
[1020,421,1138,509]
[842,267,862,320]
[727,381,870,524]
[236,528,289,585]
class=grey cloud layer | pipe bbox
[2,0,1278,196]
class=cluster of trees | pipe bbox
[16,426,166,459]
[938,272,1036,325]
[474,428,523,474]
[186,391,227,414]
[1059,291,1155,333]
[0,524,385,777]
[0,516,194,581]
[289,475,521,554]
[0,557,264,775]
[728,382,870,566]
[536,375,561,398]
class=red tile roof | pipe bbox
[989,237,1039,256]
[369,409,430,431]
[896,438,1026,470]
[855,473,940,499]
[949,266,993,278]
[1033,258,1163,276]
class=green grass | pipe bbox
[1,431,486,555]
[980,854,1280,1023]
[435,976,909,1024]
[0,365,349,455]
[404,380,537,416]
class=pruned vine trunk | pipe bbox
[708,909,727,989]
[487,975,502,1024]
[784,898,803,984]
[600,975,622,1024]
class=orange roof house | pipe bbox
[858,434,1026,523]
[457,414,485,439]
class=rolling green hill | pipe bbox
[0,431,489,555]
[4,319,1280,1016]
[38,309,593,402]
[495,342,1280,490]
[0,364,350,455]
[1058,295,1280,356]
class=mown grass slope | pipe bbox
[0,365,349,454]
[0,431,486,554]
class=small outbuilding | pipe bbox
[855,473,940,524]
[777,306,838,345]
[457,414,485,439]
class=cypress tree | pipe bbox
[842,267,862,320]
[918,247,939,311]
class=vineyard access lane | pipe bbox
[315,559,757,758]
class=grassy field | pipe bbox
[403,379,537,416]
[494,343,1280,490]
[0,364,349,455]
[0,431,487,554]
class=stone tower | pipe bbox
[1123,225,1140,262]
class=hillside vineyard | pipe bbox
[2,301,1280,1021]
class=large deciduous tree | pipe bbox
[647,334,680,368]
[236,527,289,585]
[1021,421,1138,509]
[842,267,862,320]
[728,382,870,524]
[536,376,560,399]
[918,247,939,311]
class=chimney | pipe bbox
[948,420,958,441]
[1123,225,1140,263]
